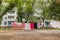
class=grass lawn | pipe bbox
[35,27,60,30]
[0,27,12,31]
[0,27,60,31]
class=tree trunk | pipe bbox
[26,13,30,23]
[0,0,2,5]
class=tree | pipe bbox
[49,0,60,20]
[0,0,34,22]
[0,0,2,5]
[33,0,52,20]
[25,1,34,22]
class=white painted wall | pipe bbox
[1,7,18,26]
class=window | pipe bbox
[5,17,7,19]
[8,16,14,19]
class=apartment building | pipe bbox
[1,7,18,26]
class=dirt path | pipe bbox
[0,30,60,40]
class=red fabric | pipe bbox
[12,22,34,30]
[12,22,16,29]
[12,22,25,29]
[30,22,34,29]
[21,23,25,28]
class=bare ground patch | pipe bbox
[0,30,60,40]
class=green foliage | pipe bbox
[49,1,60,20]
[0,0,34,22]
[0,0,2,4]
[1,0,60,23]
[1,3,16,17]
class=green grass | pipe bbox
[0,27,12,31]
[35,27,60,30]
[0,27,60,31]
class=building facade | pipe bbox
[1,7,18,26]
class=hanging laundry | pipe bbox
[30,22,34,29]
[34,23,37,29]
[25,23,30,30]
